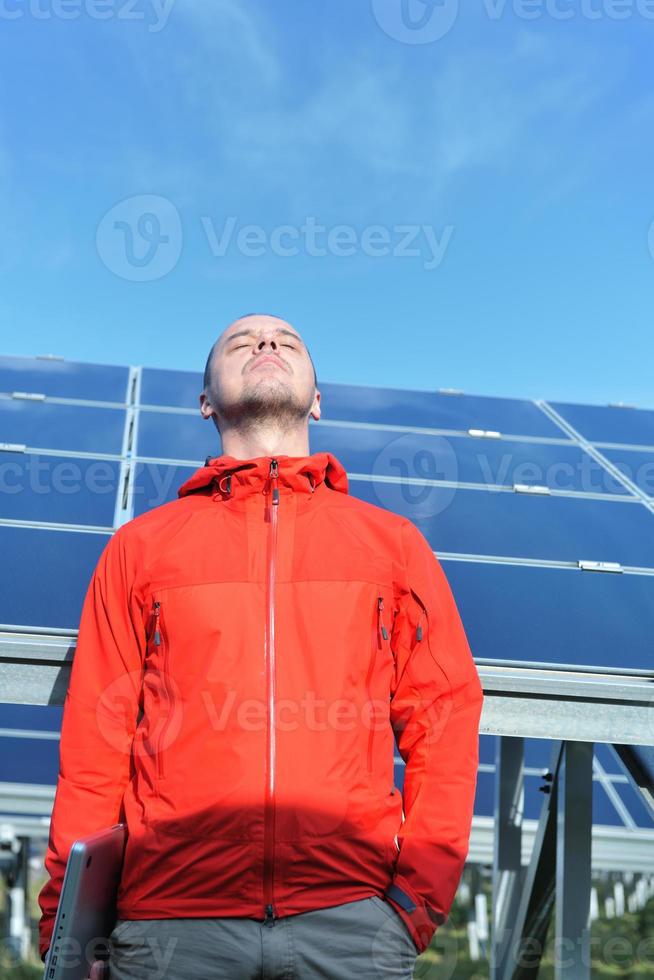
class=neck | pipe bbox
[218,421,311,461]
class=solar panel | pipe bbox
[549,400,654,446]
[0,397,125,454]
[471,736,654,832]
[444,562,654,672]
[1,354,653,870]
[315,383,565,436]
[0,354,129,403]
[132,460,196,517]
[0,526,109,629]
[353,481,654,568]
[140,366,204,409]
[308,423,632,497]
[596,447,654,497]
[137,408,220,461]
[0,451,119,527]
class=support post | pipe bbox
[491,735,525,980]
[555,740,593,980]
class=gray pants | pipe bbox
[108,896,419,979]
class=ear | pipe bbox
[310,389,321,422]
[199,392,213,420]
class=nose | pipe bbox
[256,336,279,353]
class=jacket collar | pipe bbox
[177,451,349,501]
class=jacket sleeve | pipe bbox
[37,527,145,962]
[384,519,484,954]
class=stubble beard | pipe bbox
[213,376,314,434]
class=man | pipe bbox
[38,313,484,979]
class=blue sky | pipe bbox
[1,0,653,408]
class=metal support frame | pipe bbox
[2,835,30,962]
[555,741,593,980]
[491,740,595,980]
[491,736,526,979]
[1,637,652,976]
[3,638,654,747]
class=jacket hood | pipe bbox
[177,451,349,500]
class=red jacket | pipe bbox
[38,452,483,959]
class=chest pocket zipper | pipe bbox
[366,595,392,774]
[410,588,428,649]
[150,598,171,781]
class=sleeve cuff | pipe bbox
[383,878,446,955]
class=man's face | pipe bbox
[200,315,321,433]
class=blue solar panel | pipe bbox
[0,452,118,527]
[132,461,195,517]
[140,367,204,409]
[597,448,654,498]
[472,771,495,816]
[0,355,128,403]
[352,480,653,567]
[0,527,108,628]
[445,562,654,671]
[320,383,564,437]
[0,733,60,784]
[551,401,654,446]
[0,399,125,454]
[137,409,220,460]
[1,355,653,835]
[473,736,653,830]
[308,424,632,497]
[614,783,654,829]
[593,743,626,776]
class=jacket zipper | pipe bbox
[366,595,389,773]
[263,458,279,927]
[152,599,171,781]
[410,588,427,646]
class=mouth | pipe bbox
[251,357,285,371]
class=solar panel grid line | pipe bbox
[0,446,124,461]
[346,471,639,502]
[0,393,128,411]
[594,440,654,453]
[312,417,577,445]
[0,728,60,740]
[476,657,654,677]
[537,400,654,510]
[0,518,116,534]
[137,403,580,446]
[479,669,654,703]
[439,553,654,576]
[137,403,200,416]
[129,454,644,503]
[592,756,638,830]
[0,623,77,636]
[113,367,140,529]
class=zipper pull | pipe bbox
[264,903,276,927]
[153,601,161,646]
[416,623,423,642]
[269,458,279,505]
[377,596,389,640]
